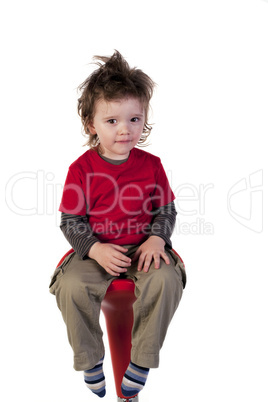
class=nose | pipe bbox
[118,121,130,135]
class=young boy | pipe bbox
[49,51,186,399]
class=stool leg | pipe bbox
[101,280,138,401]
[117,396,139,402]
[101,283,137,400]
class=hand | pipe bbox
[132,236,170,273]
[88,243,131,276]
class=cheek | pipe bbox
[98,129,113,143]
[135,126,144,137]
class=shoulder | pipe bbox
[132,147,161,166]
[68,149,96,172]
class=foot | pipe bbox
[84,357,106,398]
[121,361,149,397]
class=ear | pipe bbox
[87,121,97,135]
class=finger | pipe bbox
[143,254,153,273]
[106,267,120,277]
[108,263,128,275]
[113,251,131,265]
[112,245,129,253]
[113,257,131,267]
[153,254,161,269]
[137,253,146,271]
[160,252,170,265]
[132,249,141,263]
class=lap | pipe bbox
[49,245,185,297]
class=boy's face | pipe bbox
[88,97,145,160]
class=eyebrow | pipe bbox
[104,113,144,119]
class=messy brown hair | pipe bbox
[77,50,155,148]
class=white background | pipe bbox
[1,0,267,401]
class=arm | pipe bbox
[60,213,99,260]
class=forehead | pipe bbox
[94,97,144,116]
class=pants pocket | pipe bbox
[168,248,187,289]
[49,251,75,292]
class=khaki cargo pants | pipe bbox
[49,245,186,371]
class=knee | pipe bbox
[55,274,89,311]
[150,263,183,300]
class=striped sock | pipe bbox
[84,357,106,398]
[121,361,150,398]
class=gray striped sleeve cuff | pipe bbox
[60,213,99,260]
[149,201,177,249]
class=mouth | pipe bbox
[115,140,131,144]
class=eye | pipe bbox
[131,117,140,122]
[107,119,117,124]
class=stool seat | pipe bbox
[102,278,136,310]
